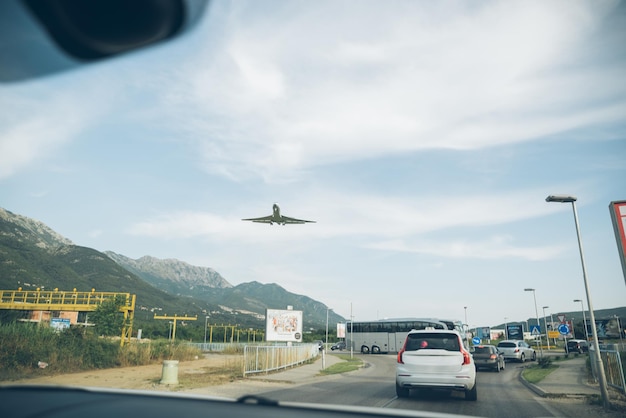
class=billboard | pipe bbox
[506,324,523,340]
[337,323,346,338]
[265,308,303,342]
[50,318,70,332]
[591,318,624,339]
[609,201,626,286]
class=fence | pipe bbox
[188,342,248,352]
[590,345,625,394]
[243,344,319,377]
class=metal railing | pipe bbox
[243,344,319,376]
[590,345,625,394]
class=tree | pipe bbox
[90,296,125,337]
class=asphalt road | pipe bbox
[248,354,618,418]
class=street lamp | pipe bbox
[574,299,589,340]
[504,317,508,340]
[542,306,550,350]
[325,308,332,348]
[524,288,543,357]
[464,306,470,347]
[204,315,210,344]
[546,194,610,408]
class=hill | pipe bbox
[105,252,345,328]
[0,207,344,330]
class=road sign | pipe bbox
[558,315,566,323]
[558,324,570,335]
[472,337,481,345]
[530,325,541,335]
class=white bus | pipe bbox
[345,318,465,354]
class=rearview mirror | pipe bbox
[0,0,210,82]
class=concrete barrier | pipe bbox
[160,360,179,385]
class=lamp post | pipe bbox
[204,316,209,344]
[325,308,332,348]
[546,194,610,409]
[574,299,589,341]
[549,311,556,346]
[524,288,543,357]
[504,317,508,340]
[464,306,470,347]
[542,306,550,350]
[615,315,623,347]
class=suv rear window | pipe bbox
[497,342,516,348]
[473,346,493,354]
[405,333,460,351]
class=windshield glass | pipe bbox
[1,1,626,417]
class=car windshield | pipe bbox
[473,347,493,354]
[2,1,626,418]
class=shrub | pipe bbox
[538,356,553,368]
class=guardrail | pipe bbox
[243,344,319,377]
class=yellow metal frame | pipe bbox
[0,288,135,346]
[153,314,197,341]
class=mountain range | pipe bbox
[0,207,345,329]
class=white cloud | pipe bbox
[152,0,625,182]
[368,236,564,261]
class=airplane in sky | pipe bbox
[242,204,316,225]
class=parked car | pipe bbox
[331,341,346,351]
[396,329,477,401]
[472,345,505,372]
[566,339,589,354]
[496,340,536,362]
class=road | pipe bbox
[247,354,617,418]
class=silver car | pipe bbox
[496,340,536,362]
[396,329,477,401]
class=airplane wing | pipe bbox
[241,216,274,224]
[281,216,316,224]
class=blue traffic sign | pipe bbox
[472,337,481,345]
[558,324,570,335]
[530,325,541,335]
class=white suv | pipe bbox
[395,329,477,401]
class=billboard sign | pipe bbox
[506,324,523,340]
[337,323,346,338]
[265,308,303,342]
[50,318,70,332]
[476,327,490,339]
[609,200,626,285]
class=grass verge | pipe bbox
[318,354,363,376]
[522,364,559,384]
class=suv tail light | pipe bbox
[489,354,497,360]
[459,337,471,365]
[397,339,408,364]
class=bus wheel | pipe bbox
[372,346,380,354]
[361,345,370,354]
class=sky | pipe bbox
[1,0,625,329]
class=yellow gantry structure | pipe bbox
[0,288,136,346]
[153,314,197,341]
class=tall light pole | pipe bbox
[504,317,508,340]
[542,306,551,350]
[574,299,589,340]
[615,315,623,347]
[546,194,610,409]
[204,315,209,344]
[325,308,332,347]
[549,311,556,346]
[524,288,543,357]
[464,306,470,347]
